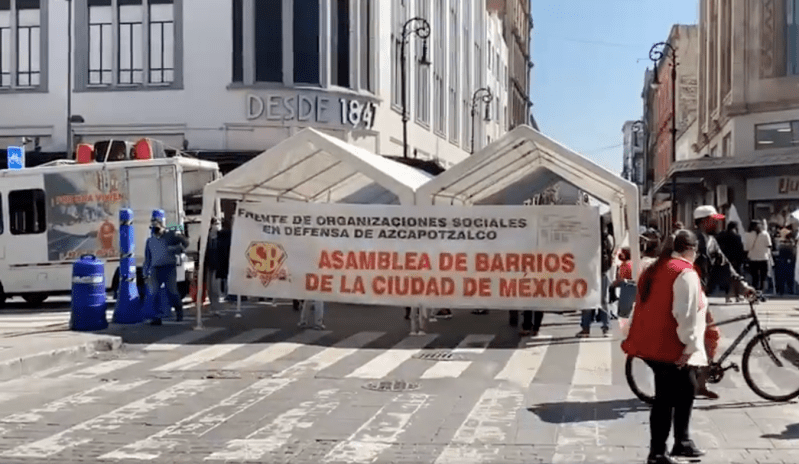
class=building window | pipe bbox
[710,144,718,158]
[9,189,45,235]
[330,0,350,88]
[231,0,242,82]
[448,0,458,143]
[255,0,282,83]
[755,121,799,149]
[359,0,372,92]
[80,0,181,90]
[722,132,731,157]
[433,0,445,135]
[0,0,46,90]
[391,0,406,108]
[414,0,429,125]
[788,0,799,75]
[294,0,319,84]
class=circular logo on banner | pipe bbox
[245,242,289,287]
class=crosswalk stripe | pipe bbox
[494,335,552,387]
[2,379,211,459]
[152,329,277,371]
[551,385,604,463]
[275,331,385,378]
[100,378,294,460]
[224,329,332,371]
[346,334,438,379]
[205,389,342,462]
[572,338,613,386]
[421,334,494,379]
[61,360,142,379]
[0,380,148,427]
[434,388,524,464]
[323,393,430,464]
[142,327,225,351]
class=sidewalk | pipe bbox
[0,329,121,382]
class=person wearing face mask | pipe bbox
[622,229,708,464]
[143,209,189,325]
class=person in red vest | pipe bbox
[622,229,708,464]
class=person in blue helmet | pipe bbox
[143,209,189,325]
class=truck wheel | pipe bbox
[0,282,6,308]
[22,294,48,306]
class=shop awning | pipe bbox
[668,151,799,179]
[416,124,641,275]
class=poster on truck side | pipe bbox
[44,170,126,261]
[228,202,601,310]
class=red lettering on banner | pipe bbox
[499,277,588,299]
[340,275,366,294]
[522,254,536,273]
[506,253,520,272]
[475,254,489,272]
[561,253,575,273]
[320,275,333,293]
[306,273,319,290]
[463,278,491,297]
[318,251,432,271]
[371,276,454,296]
[545,254,560,273]
[418,253,432,270]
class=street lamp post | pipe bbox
[649,41,677,231]
[66,0,74,160]
[470,87,493,154]
[400,17,431,159]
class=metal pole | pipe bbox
[470,106,476,154]
[401,34,408,159]
[66,0,73,160]
[670,53,677,229]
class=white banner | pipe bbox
[228,202,601,310]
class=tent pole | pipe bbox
[236,294,242,318]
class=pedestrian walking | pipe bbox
[408,305,429,335]
[622,229,708,464]
[744,220,771,293]
[577,218,612,337]
[143,210,189,325]
[216,218,232,299]
[715,221,745,303]
[298,299,325,330]
[199,218,222,314]
[519,310,544,337]
[691,205,756,399]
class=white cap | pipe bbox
[693,205,725,221]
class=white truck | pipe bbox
[0,148,221,306]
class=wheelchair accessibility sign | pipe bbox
[7,146,24,170]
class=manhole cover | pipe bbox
[363,380,419,392]
[413,350,467,361]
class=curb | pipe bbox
[0,334,122,382]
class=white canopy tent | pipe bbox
[415,125,641,277]
[194,128,434,328]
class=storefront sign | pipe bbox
[246,93,376,130]
[228,202,601,310]
[747,176,799,200]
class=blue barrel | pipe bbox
[70,254,109,331]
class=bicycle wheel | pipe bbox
[626,355,654,404]
[742,328,799,402]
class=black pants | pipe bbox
[749,260,768,291]
[644,359,697,456]
[518,311,543,331]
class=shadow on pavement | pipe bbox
[694,399,799,411]
[527,398,648,423]
[762,423,799,440]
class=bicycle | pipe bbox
[626,292,799,403]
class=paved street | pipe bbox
[0,298,795,463]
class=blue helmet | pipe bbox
[151,209,166,228]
